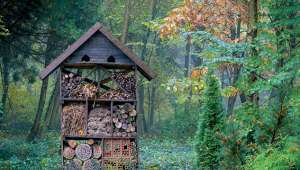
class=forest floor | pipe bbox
[0,130,195,169]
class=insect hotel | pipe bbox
[39,22,155,169]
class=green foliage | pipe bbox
[0,132,60,170]
[0,16,9,36]
[140,136,196,169]
[245,136,300,170]
[1,0,300,169]
[0,132,194,169]
[0,83,39,129]
[195,70,224,169]
[159,107,199,138]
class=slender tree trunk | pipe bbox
[227,67,241,115]
[46,91,59,129]
[27,56,50,140]
[248,0,259,105]
[121,0,130,43]
[48,98,59,130]
[240,93,247,103]
[184,34,192,78]
[147,85,151,126]
[184,34,192,114]
[137,0,158,133]
[40,75,59,133]
[43,76,58,122]
[138,83,148,133]
[27,31,54,140]
[227,16,242,115]
[268,0,297,144]
[149,82,157,128]
[1,57,9,116]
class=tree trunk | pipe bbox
[227,15,242,115]
[240,93,247,103]
[268,0,297,144]
[43,75,58,122]
[248,0,259,105]
[184,34,192,114]
[27,31,54,140]
[27,56,50,141]
[121,0,131,43]
[137,0,158,133]
[1,57,9,117]
[138,83,148,133]
[42,75,59,133]
[148,81,157,128]
[48,98,59,130]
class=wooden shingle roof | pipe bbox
[39,22,156,80]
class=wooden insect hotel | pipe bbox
[39,22,155,169]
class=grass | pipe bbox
[0,131,196,170]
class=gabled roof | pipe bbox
[39,22,156,80]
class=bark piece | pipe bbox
[93,145,102,159]
[68,140,77,149]
[63,147,75,160]
[87,139,94,145]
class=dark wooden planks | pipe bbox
[39,22,156,80]
[39,23,103,80]
[99,26,156,80]
[66,32,133,65]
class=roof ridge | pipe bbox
[39,22,155,80]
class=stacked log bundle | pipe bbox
[62,103,86,136]
[65,160,81,170]
[99,89,133,100]
[63,139,102,170]
[62,72,98,98]
[112,103,137,137]
[111,72,136,97]
[87,107,111,136]
[75,144,92,161]
[82,159,101,170]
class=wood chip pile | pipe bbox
[62,103,86,136]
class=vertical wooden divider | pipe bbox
[101,138,104,168]
[134,66,139,169]
[59,68,64,168]
[85,98,88,136]
[110,101,113,137]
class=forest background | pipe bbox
[0,0,300,169]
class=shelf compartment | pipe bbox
[64,136,137,140]
[61,102,87,137]
[62,98,136,103]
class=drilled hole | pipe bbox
[81,55,90,62]
[107,56,116,63]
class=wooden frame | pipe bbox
[40,22,154,169]
[60,66,139,169]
